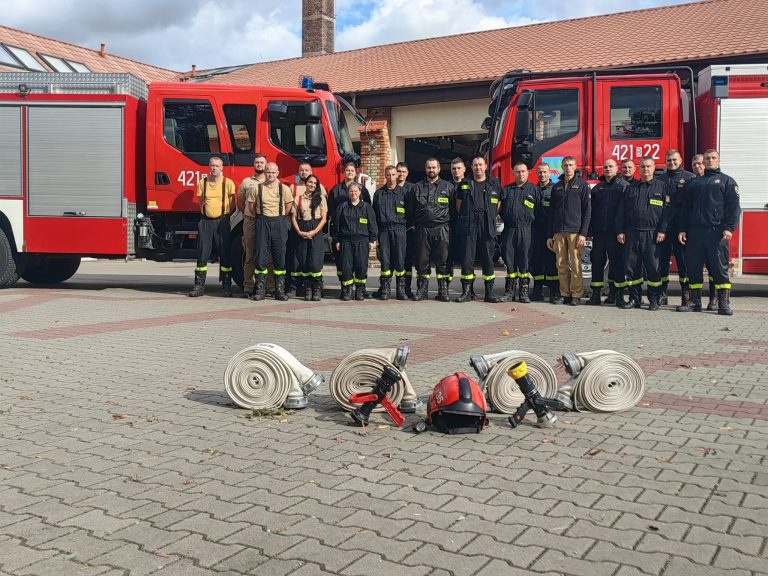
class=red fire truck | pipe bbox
[0,72,361,288]
[485,63,768,274]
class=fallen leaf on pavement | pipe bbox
[586,449,604,457]
[111,414,129,420]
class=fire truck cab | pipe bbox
[0,73,359,288]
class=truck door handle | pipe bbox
[63,211,87,216]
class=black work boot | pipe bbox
[620,285,641,309]
[377,277,390,300]
[717,288,733,316]
[396,277,407,300]
[614,286,627,308]
[412,278,424,301]
[250,275,266,301]
[707,282,718,311]
[586,288,602,305]
[285,278,298,299]
[648,287,660,311]
[304,280,313,301]
[354,284,366,301]
[500,278,515,302]
[314,279,323,301]
[221,271,232,297]
[188,269,206,297]
[454,280,472,303]
[676,288,702,312]
[470,284,478,301]
[530,281,544,301]
[274,275,289,301]
[659,283,669,306]
[604,284,617,305]
[340,284,353,301]
[484,280,501,303]
[518,277,531,303]
[549,281,564,304]
[404,276,415,300]
[436,279,450,302]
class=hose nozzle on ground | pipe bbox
[507,360,558,428]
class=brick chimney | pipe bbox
[302,0,335,57]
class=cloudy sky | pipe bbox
[6,0,695,71]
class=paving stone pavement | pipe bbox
[0,260,767,576]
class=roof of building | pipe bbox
[208,0,768,93]
[0,24,178,83]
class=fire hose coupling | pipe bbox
[330,347,420,414]
[224,343,324,410]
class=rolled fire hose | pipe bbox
[558,350,645,412]
[224,343,324,410]
[329,346,419,412]
[470,350,559,414]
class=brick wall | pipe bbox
[358,107,392,190]
[302,0,335,56]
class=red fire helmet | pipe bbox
[427,372,488,434]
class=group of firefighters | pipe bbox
[189,146,740,315]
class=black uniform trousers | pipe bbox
[340,240,370,285]
[415,224,450,279]
[458,216,495,281]
[196,216,231,273]
[624,230,662,291]
[254,215,289,276]
[686,227,730,289]
[502,226,532,279]
[658,232,688,284]
[377,226,407,279]
[590,232,625,288]
[446,217,459,281]
[531,229,557,283]
[293,218,325,278]
[404,228,416,280]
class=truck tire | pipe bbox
[0,228,20,288]
[229,232,245,289]
[21,255,81,285]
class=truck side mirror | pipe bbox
[305,123,324,153]
[268,101,288,114]
[517,90,533,110]
[305,100,322,122]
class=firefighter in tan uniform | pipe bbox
[237,153,267,298]
[189,156,236,297]
[246,162,294,301]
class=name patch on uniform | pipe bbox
[359,218,368,224]
[460,184,470,190]
[490,198,499,204]
[524,200,535,208]
[396,206,405,213]
[543,200,550,207]
[437,197,449,203]
[649,199,663,207]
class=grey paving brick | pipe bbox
[279,538,365,572]
[0,537,58,571]
[341,553,431,576]
[60,509,136,536]
[222,526,305,556]
[165,512,247,541]
[211,546,269,573]
[713,546,768,573]
[532,549,618,576]
[158,533,243,568]
[338,531,421,563]
[17,556,108,576]
[402,543,490,576]
[462,534,543,569]
[587,541,669,574]
[105,521,190,552]
[396,522,476,552]
[663,556,751,576]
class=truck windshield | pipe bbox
[325,100,355,157]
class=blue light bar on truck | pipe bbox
[301,76,314,90]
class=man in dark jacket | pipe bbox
[407,158,455,301]
[372,166,407,300]
[587,158,629,306]
[616,157,671,311]
[547,157,591,305]
[530,163,557,302]
[677,149,740,315]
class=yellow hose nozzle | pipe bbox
[507,361,528,380]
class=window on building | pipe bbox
[163,100,220,153]
[5,45,47,71]
[268,100,326,157]
[0,45,22,68]
[38,54,74,73]
[66,60,91,73]
[610,86,662,139]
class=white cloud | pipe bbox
[336,0,538,51]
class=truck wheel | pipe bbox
[0,228,20,288]
[229,233,245,289]
[21,255,81,285]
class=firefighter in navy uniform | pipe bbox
[333,183,378,301]
[396,162,416,299]
[372,166,408,300]
[657,149,695,306]
[530,163,557,301]
[586,158,629,306]
[407,158,455,301]
[329,162,372,292]
[189,156,236,297]
[615,157,671,311]
[454,156,502,303]
[448,157,469,298]
[677,149,740,316]
[247,162,294,301]
[499,162,539,303]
